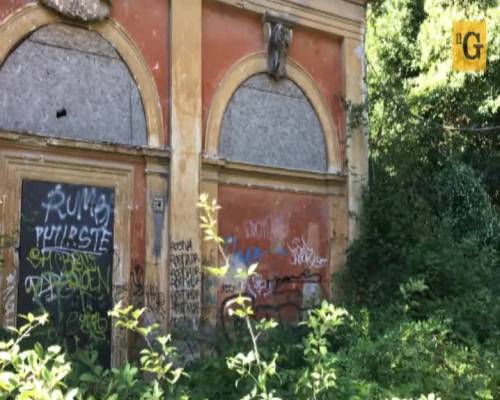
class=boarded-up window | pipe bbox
[0,24,147,146]
[219,73,327,172]
[18,180,114,366]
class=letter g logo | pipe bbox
[463,31,483,60]
[452,21,487,72]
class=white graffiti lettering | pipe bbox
[34,225,112,255]
[3,270,17,326]
[247,275,274,298]
[25,272,61,303]
[244,217,271,239]
[42,184,112,227]
[287,237,327,269]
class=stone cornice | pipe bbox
[215,0,366,41]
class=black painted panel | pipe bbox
[17,180,114,366]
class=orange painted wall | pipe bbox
[218,185,330,323]
[0,0,169,146]
[202,1,345,324]
[202,0,345,160]
[110,0,169,146]
[0,0,29,21]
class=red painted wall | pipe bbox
[202,0,345,159]
[110,0,169,146]
[202,1,345,324]
[218,185,330,323]
[0,0,29,21]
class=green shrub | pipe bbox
[0,313,78,400]
[336,316,498,399]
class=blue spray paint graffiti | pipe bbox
[223,236,288,268]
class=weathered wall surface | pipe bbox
[201,0,351,329]
[0,0,28,21]
[0,0,367,348]
[0,2,168,364]
[110,0,169,145]
[217,186,330,325]
[169,0,202,332]
[0,14,152,274]
[202,0,345,162]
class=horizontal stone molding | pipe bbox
[202,156,346,196]
[0,130,170,160]
[215,0,366,41]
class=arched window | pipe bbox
[0,24,147,146]
[219,73,327,172]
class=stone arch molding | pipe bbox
[0,3,164,148]
[205,52,342,174]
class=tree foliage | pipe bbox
[367,0,499,201]
[344,0,500,363]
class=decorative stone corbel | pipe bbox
[263,12,293,80]
[39,0,111,22]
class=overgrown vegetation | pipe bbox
[0,0,499,398]
[337,0,500,397]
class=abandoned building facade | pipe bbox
[0,0,368,365]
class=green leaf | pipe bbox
[0,371,18,391]
[79,373,99,383]
[204,265,229,278]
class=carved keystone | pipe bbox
[39,0,111,22]
[263,12,294,80]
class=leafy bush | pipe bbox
[336,316,499,399]
[0,313,78,400]
[336,1,500,398]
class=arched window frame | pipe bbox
[205,52,342,174]
[0,4,164,148]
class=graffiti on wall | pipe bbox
[217,187,330,331]
[131,264,145,308]
[219,234,326,321]
[17,180,114,366]
[244,216,272,240]
[170,239,200,330]
[287,236,327,270]
[3,269,17,327]
[146,283,167,319]
[127,262,166,349]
